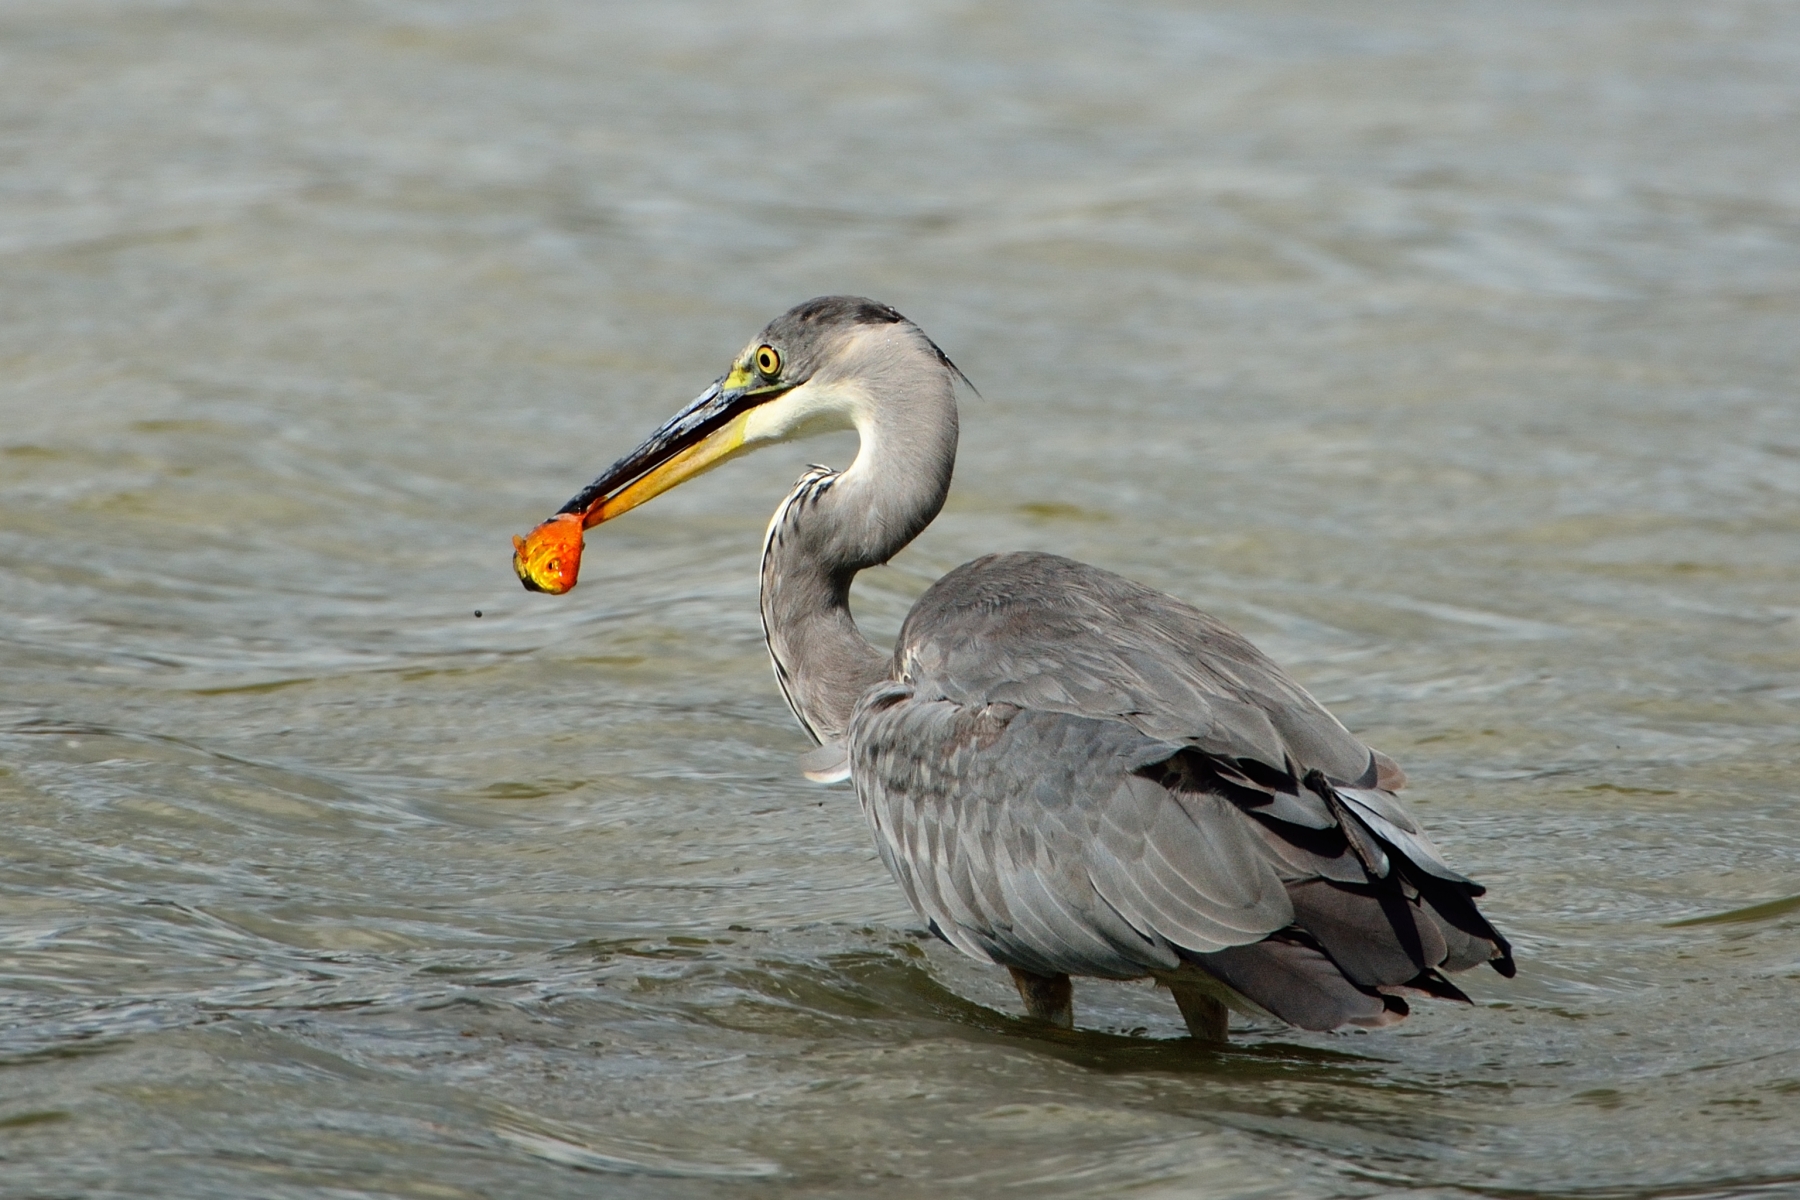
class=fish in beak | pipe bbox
[512,359,803,594]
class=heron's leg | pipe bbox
[1007,967,1073,1029]
[1167,982,1229,1044]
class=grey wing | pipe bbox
[850,689,1510,1030]
[848,685,1295,980]
[879,552,1513,1022]
[898,551,1395,784]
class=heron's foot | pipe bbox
[1008,967,1073,1029]
[1167,982,1229,1044]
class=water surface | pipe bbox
[3,2,1799,1196]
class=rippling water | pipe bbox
[4,2,1799,1196]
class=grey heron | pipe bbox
[512,296,1513,1042]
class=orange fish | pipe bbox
[511,512,585,594]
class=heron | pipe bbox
[511,296,1513,1042]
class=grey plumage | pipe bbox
[533,295,1513,1039]
[851,551,1512,1032]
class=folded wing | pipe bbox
[849,551,1512,1031]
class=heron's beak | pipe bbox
[512,372,796,594]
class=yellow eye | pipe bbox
[754,345,781,378]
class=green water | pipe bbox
[3,2,1798,1196]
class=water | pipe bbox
[3,1,1799,1196]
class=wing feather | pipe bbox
[899,552,1379,784]
[852,690,1290,977]
[846,552,1514,1026]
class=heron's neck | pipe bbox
[758,390,957,743]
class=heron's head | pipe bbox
[512,296,965,594]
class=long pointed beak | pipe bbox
[511,378,790,594]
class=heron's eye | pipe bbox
[754,345,781,378]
